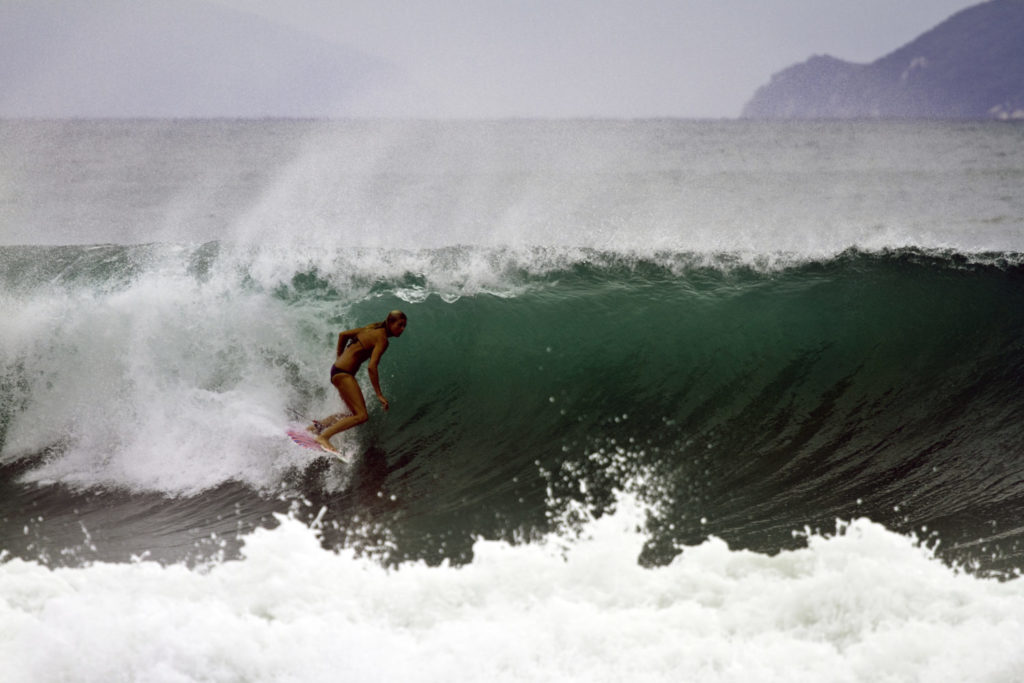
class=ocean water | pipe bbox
[2,119,1024,681]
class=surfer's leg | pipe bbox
[308,413,342,433]
[316,374,369,450]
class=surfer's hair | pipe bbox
[376,310,407,334]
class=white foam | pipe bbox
[2,500,1022,682]
[0,250,355,494]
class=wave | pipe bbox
[2,243,1024,573]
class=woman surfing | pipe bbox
[312,310,407,454]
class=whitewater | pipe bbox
[4,506,1024,682]
[2,119,1024,681]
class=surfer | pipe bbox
[312,310,408,454]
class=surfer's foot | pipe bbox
[315,435,339,454]
[307,420,325,434]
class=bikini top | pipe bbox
[345,332,374,361]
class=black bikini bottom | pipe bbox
[330,365,354,380]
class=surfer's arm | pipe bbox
[367,340,389,409]
[335,327,360,356]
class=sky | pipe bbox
[1,0,985,118]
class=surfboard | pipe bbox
[286,428,353,464]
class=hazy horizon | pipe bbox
[1,0,985,119]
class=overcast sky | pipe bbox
[1,0,985,118]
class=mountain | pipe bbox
[0,0,396,118]
[742,0,1024,120]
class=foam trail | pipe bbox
[2,498,1023,682]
